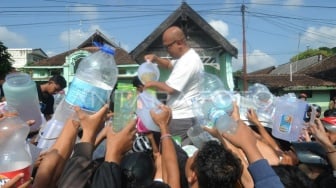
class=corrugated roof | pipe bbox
[270,55,320,75]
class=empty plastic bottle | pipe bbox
[0,106,32,187]
[113,83,137,132]
[2,72,42,132]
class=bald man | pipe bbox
[144,26,204,146]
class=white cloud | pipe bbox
[209,20,229,37]
[73,4,99,20]
[59,25,118,49]
[0,27,27,47]
[301,26,336,49]
[233,49,277,73]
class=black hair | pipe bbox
[323,109,336,117]
[49,74,67,89]
[272,165,313,188]
[120,152,155,188]
[132,76,144,88]
[308,104,322,113]
[192,140,242,188]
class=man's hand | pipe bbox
[144,54,158,62]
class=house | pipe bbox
[130,2,238,91]
[22,30,137,87]
[8,48,48,68]
[236,55,336,112]
[20,2,238,94]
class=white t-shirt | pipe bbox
[166,48,204,119]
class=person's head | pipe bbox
[272,165,313,188]
[132,76,144,93]
[120,152,155,188]
[162,26,189,59]
[46,75,67,95]
[298,93,308,101]
[307,104,322,119]
[185,140,242,188]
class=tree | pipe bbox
[290,47,336,62]
[0,41,14,79]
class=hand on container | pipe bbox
[104,119,137,164]
[2,173,32,188]
[150,104,172,132]
[144,54,157,63]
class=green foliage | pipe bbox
[0,41,14,79]
[290,47,336,62]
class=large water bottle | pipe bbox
[199,72,224,98]
[2,72,43,132]
[0,106,32,187]
[238,83,275,125]
[272,93,308,142]
[37,43,118,151]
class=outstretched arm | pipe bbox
[222,120,284,188]
[57,105,109,187]
[309,119,336,171]
[150,105,180,188]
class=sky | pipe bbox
[1,0,336,73]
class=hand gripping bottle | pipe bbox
[2,72,43,132]
[37,42,118,151]
[0,106,32,187]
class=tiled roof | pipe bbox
[31,46,134,66]
[247,74,336,89]
[246,54,336,89]
[249,66,275,75]
[270,55,320,75]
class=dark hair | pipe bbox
[308,104,322,113]
[323,109,336,117]
[132,76,143,88]
[272,165,313,188]
[192,140,242,188]
[120,152,155,188]
[49,75,67,89]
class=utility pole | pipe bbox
[241,4,248,91]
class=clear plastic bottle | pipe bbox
[0,106,32,187]
[199,72,224,93]
[136,90,162,132]
[2,72,42,132]
[137,61,160,85]
[53,89,65,111]
[272,93,308,142]
[187,125,213,148]
[37,43,118,151]
[112,83,137,132]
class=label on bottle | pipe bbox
[65,77,109,112]
[278,114,293,133]
[0,165,31,187]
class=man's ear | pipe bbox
[187,171,198,185]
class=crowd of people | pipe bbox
[1,26,336,188]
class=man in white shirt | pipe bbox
[144,26,204,146]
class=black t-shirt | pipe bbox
[36,84,54,116]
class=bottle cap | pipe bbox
[93,41,115,55]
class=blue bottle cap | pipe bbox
[93,41,115,55]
